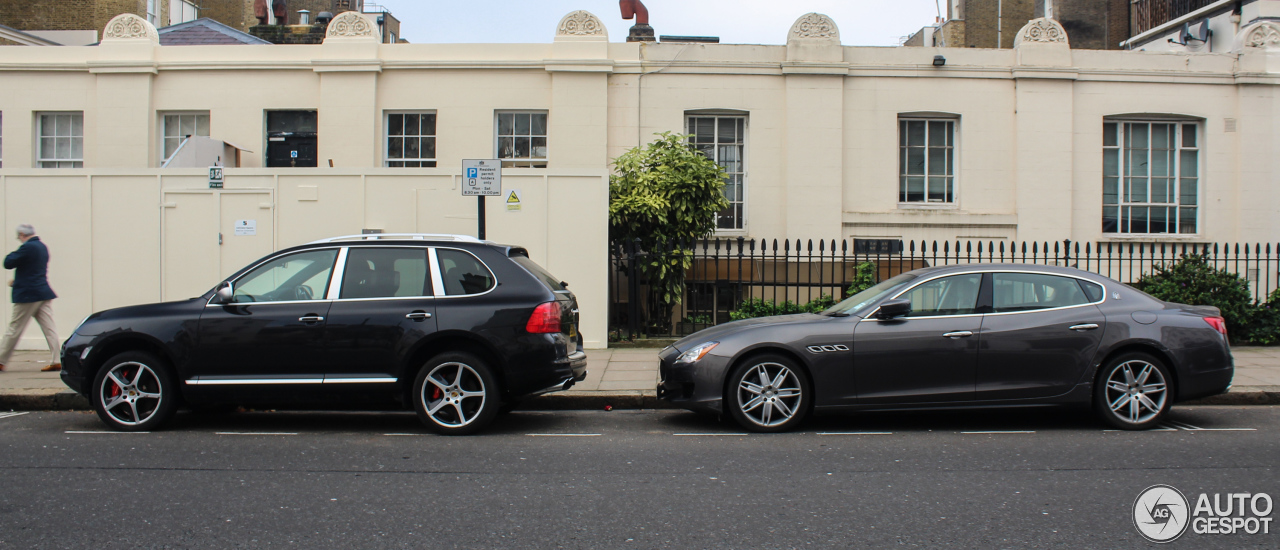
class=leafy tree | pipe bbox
[610,132,729,330]
[1137,254,1253,338]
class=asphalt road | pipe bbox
[1,406,1277,549]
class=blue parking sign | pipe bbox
[466,167,478,178]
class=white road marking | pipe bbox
[1163,421,1256,432]
[526,433,601,437]
[961,430,1035,434]
[673,433,750,436]
[383,433,428,436]
[817,432,893,435]
[1103,427,1178,432]
[215,432,297,436]
[0,412,30,419]
[65,430,150,434]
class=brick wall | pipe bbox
[1044,0,1130,49]
[198,0,256,31]
[963,0,1036,48]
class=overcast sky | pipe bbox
[368,0,943,46]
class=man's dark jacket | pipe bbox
[4,237,57,304]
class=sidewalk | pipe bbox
[2,346,1278,411]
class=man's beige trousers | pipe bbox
[0,300,59,365]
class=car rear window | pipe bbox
[510,254,565,291]
[436,249,495,296]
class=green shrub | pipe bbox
[847,262,877,297]
[1244,289,1280,345]
[1137,254,1254,337]
[730,294,835,321]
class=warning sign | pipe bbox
[505,189,522,212]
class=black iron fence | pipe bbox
[608,238,1280,340]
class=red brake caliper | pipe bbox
[431,384,442,400]
[109,369,124,398]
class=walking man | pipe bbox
[0,225,60,372]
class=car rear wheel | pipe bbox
[725,354,810,433]
[1094,352,1173,430]
[412,352,499,435]
[91,351,178,432]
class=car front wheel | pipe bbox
[91,351,178,432]
[725,354,811,433]
[1094,352,1173,430]
[412,352,499,435]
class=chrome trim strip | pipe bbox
[309,233,484,244]
[186,378,324,385]
[333,295,438,303]
[863,268,1107,320]
[323,378,399,384]
[205,299,332,308]
[325,247,349,301]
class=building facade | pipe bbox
[0,10,1278,351]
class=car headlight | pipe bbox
[677,342,719,364]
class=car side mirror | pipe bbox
[876,298,911,320]
[212,282,234,305]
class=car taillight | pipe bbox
[526,301,562,334]
[1204,316,1228,336]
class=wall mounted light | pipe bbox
[933,55,946,67]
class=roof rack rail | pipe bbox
[308,233,485,244]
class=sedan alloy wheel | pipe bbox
[727,355,810,432]
[1095,353,1172,430]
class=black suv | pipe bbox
[59,234,586,434]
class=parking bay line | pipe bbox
[0,412,30,420]
[961,430,1036,434]
[673,433,751,436]
[818,432,894,436]
[215,432,298,436]
[65,430,150,434]
[526,433,602,437]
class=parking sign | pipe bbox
[461,159,501,196]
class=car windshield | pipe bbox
[822,273,917,317]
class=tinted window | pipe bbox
[1079,279,1105,302]
[340,248,431,299]
[437,249,495,296]
[233,249,336,303]
[510,254,564,291]
[897,274,982,317]
[993,273,1090,312]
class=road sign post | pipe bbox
[462,159,502,239]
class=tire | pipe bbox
[412,352,500,435]
[725,354,811,433]
[1094,352,1174,430]
[90,351,179,432]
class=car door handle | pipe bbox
[942,331,973,339]
[1069,323,1100,331]
[406,311,432,320]
[298,316,325,323]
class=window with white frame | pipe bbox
[1102,120,1199,234]
[37,112,83,168]
[147,0,160,26]
[495,111,547,168]
[898,117,956,203]
[169,0,198,25]
[385,112,436,167]
[161,112,210,166]
[687,114,747,230]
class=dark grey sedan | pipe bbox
[657,264,1234,432]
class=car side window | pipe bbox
[436,249,496,296]
[232,249,337,303]
[897,274,982,317]
[340,248,432,299]
[1078,280,1105,302]
[993,273,1090,313]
